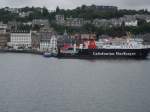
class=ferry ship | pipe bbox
[57,38,149,59]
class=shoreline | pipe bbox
[0,49,43,55]
[0,49,150,60]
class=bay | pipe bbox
[0,53,150,112]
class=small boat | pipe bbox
[43,52,52,57]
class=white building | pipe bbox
[65,18,84,27]
[134,14,150,23]
[0,22,7,33]
[56,15,65,25]
[32,19,49,26]
[110,18,123,27]
[93,19,111,27]
[9,31,32,48]
[23,22,32,26]
[19,11,32,18]
[40,40,50,51]
[125,20,138,26]
[50,35,57,50]
[145,16,150,23]
[123,15,138,26]
[4,8,19,14]
[40,35,57,52]
[92,15,138,27]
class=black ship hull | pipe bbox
[57,48,149,59]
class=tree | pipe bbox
[42,6,49,17]
[82,23,97,33]
[56,6,60,13]
[137,19,147,26]
[32,25,41,31]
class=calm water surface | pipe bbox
[0,53,150,112]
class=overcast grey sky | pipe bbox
[0,0,150,10]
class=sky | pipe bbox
[0,0,150,10]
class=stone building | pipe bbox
[31,32,40,50]
[0,33,10,48]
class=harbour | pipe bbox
[0,53,150,112]
[0,3,150,112]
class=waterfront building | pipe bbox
[39,31,52,51]
[40,40,50,52]
[31,25,54,50]
[57,31,74,48]
[31,32,40,50]
[50,35,57,52]
[0,33,10,48]
[40,33,57,52]
[9,31,32,48]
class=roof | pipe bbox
[11,30,31,33]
